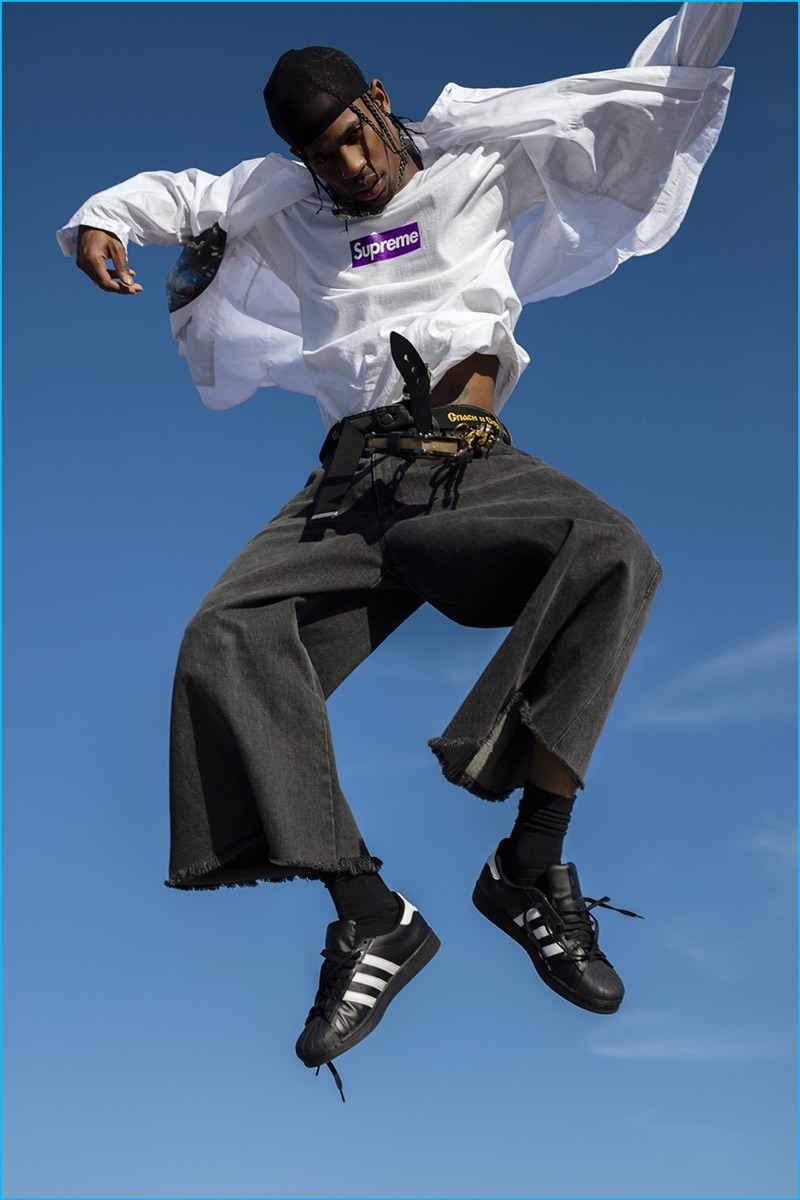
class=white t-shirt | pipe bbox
[242,144,533,425]
[57,2,740,430]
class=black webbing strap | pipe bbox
[309,419,367,520]
[390,332,432,435]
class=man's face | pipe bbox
[297,81,411,211]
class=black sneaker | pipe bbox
[296,894,440,1071]
[472,843,641,1014]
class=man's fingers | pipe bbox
[104,242,142,293]
[109,269,143,294]
[108,241,135,286]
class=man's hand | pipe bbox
[76,225,143,294]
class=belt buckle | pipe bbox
[414,433,461,458]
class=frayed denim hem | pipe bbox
[165,837,382,891]
[429,690,586,801]
[428,736,512,801]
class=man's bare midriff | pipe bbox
[430,352,500,413]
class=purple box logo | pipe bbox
[350,222,421,269]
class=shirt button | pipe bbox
[379,411,394,426]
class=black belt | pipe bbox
[310,332,510,521]
[311,406,511,521]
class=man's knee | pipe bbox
[178,596,297,676]
[608,516,662,593]
[176,601,255,680]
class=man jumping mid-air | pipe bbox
[58,3,740,1095]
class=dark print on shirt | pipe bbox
[349,222,421,269]
[167,222,227,312]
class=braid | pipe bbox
[357,93,403,152]
[360,93,422,169]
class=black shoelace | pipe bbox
[315,1061,346,1103]
[305,946,363,1103]
[535,894,643,960]
[585,896,644,921]
[307,946,361,1021]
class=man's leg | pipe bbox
[167,469,421,889]
[380,441,662,793]
[166,463,440,1075]
[528,742,578,799]
[376,436,658,1012]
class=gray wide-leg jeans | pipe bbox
[167,404,661,889]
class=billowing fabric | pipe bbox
[56,3,739,427]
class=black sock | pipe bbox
[501,783,576,888]
[322,871,401,938]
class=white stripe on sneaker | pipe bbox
[362,952,400,975]
[514,907,541,927]
[395,894,418,925]
[342,989,378,1008]
[352,970,389,992]
[512,907,566,958]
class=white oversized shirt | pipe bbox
[57,2,740,429]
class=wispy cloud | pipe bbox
[623,626,797,729]
[588,1031,795,1063]
[586,1010,796,1063]
[660,924,745,984]
[656,817,798,982]
[748,821,798,875]
[622,1108,734,1139]
[741,818,798,926]
[356,625,507,690]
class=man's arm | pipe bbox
[57,159,264,296]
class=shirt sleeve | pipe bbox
[55,159,265,256]
[628,2,742,68]
[56,152,317,412]
[421,3,740,305]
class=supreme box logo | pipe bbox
[350,222,421,268]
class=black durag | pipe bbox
[263,46,369,149]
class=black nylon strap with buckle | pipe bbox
[309,419,368,521]
[309,333,510,521]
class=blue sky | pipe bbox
[3,3,797,1198]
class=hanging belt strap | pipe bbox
[309,420,367,521]
[310,331,432,521]
[389,332,432,436]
